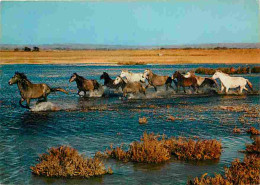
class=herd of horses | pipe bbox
[8,69,254,109]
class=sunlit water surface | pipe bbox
[0,64,259,185]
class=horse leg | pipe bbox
[176,85,179,93]
[191,85,196,93]
[221,84,225,92]
[183,86,186,93]
[25,99,30,109]
[154,86,157,92]
[225,87,229,94]
[19,98,28,108]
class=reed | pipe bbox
[247,127,260,135]
[31,146,112,178]
[139,117,148,124]
[164,137,222,160]
[97,132,222,163]
[233,127,241,134]
[103,132,170,163]
[245,137,260,156]
[188,155,260,185]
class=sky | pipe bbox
[0,0,259,46]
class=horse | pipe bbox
[172,71,198,93]
[69,73,101,96]
[8,72,68,109]
[113,76,146,97]
[184,71,219,88]
[141,69,173,91]
[120,70,145,83]
[212,71,253,93]
[100,72,121,89]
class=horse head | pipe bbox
[212,71,221,80]
[9,72,27,85]
[142,69,151,79]
[100,72,108,80]
[69,73,77,82]
[120,70,129,78]
[113,76,123,85]
[171,71,180,80]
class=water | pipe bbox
[0,64,259,185]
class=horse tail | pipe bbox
[51,88,69,94]
[246,80,253,91]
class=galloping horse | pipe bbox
[142,69,173,91]
[184,71,218,88]
[9,72,68,109]
[113,76,146,97]
[172,71,198,93]
[69,73,101,96]
[100,72,121,89]
[212,71,253,93]
[120,70,145,83]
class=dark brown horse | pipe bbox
[69,73,101,96]
[9,72,68,109]
[100,72,121,89]
[172,71,198,93]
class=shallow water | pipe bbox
[0,64,259,185]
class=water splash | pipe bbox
[30,102,60,112]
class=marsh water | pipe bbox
[0,64,259,185]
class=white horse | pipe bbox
[212,71,253,93]
[120,70,145,83]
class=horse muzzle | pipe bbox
[8,81,13,85]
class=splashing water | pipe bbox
[30,102,61,112]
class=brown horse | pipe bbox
[142,69,173,91]
[69,73,101,96]
[113,76,146,97]
[184,71,219,89]
[8,72,68,109]
[172,71,198,93]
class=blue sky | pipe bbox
[1,0,259,45]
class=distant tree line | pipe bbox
[14,47,40,52]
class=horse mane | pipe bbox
[216,70,230,77]
[16,72,28,80]
[74,73,86,81]
[15,72,31,90]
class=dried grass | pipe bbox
[97,132,222,163]
[188,155,260,185]
[245,137,260,156]
[139,117,148,124]
[233,127,241,134]
[164,137,222,161]
[31,146,112,178]
[102,132,170,163]
[247,127,260,135]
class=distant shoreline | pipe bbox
[0,48,259,65]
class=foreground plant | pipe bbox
[188,155,260,185]
[31,146,112,178]
[97,132,222,163]
[100,132,170,163]
[247,127,260,135]
[245,137,260,156]
[164,137,222,161]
